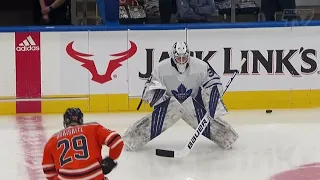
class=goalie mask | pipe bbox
[172,42,190,73]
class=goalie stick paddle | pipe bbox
[155,71,238,158]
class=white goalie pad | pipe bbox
[201,87,228,118]
[181,96,238,149]
[123,97,186,151]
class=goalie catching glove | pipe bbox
[142,80,168,107]
[101,157,117,175]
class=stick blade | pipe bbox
[155,149,174,157]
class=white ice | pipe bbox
[1,109,320,180]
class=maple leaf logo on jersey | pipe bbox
[171,84,192,103]
[66,41,137,84]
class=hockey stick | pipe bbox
[137,76,152,110]
[155,70,238,158]
[136,95,144,110]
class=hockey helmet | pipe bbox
[172,42,190,73]
[63,108,84,128]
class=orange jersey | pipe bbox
[42,123,124,180]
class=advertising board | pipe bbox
[0,24,319,114]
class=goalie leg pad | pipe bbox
[181,95,238,149]
[180,94,212,139]
[150,98,170,139]
[201,87,228,118]
[180,88,220,139]
[208,117,239,149]
[123,97,186,151]
[193,89,211,138]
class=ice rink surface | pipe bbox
[2,109,320,180]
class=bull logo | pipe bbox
[66,41,137,84]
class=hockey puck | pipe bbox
[156,149,174,157]
[266,109,272,113]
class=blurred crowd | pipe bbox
[0,0,318,26]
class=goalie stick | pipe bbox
[137,76,152,110]
[155,70,238,158]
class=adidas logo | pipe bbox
[16,35,40,52]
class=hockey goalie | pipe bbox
[123,41,238,151]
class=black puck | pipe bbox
[155,149,174,157]
[266,109,272,113]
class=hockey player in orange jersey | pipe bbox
[42,108,124,180]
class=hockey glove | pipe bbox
[143,80,167,107]
[101,157,117,175]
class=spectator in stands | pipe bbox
[38,0,71,25]
[176,0,218,23]
[33,0,43,25]
[159,0,177,23]
[261,0,296,21]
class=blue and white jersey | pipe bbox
[151,57,222,103]
[145,57,227,140]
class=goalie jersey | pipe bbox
[151,57,223,103]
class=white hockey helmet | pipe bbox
[172,41,190,73]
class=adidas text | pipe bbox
[16,46,40,52]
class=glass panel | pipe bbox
[1,0,320,25]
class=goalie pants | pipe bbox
[123,97,238,151]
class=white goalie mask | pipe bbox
[171,41,190,73]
